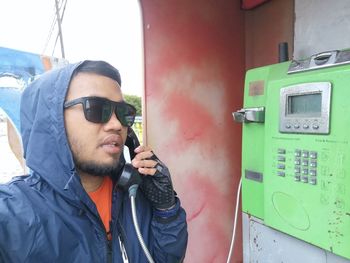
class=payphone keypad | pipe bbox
[276,148,318,185]
[294,149,317,185]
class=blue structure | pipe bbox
[0,47,66,132]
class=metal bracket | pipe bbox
[232,107,265,123]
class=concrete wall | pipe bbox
[294,0,350,59]
[245,0,294,69]
[140,1,245,262]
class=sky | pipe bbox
[0,0,143,96]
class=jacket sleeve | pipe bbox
[151,197,188,263]
[0,183,38,263]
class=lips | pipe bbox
[101,134,123,154]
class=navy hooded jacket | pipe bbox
[0,62,188,262]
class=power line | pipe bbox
[54,0,65,58]
[51,0,68,58]
[42,2,58,54]
[42,0,67,57]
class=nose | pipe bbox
[103,111,123,131]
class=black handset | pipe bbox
[117,128,142,191]
[118,128,156,263]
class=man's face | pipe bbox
[64,72,127,176]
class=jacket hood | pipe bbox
[20,62,84,201]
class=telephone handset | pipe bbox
[117,128,142,192]
[117,128,155,263]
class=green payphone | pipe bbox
[234,50,350,260]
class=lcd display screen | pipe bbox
[287,93,322,115]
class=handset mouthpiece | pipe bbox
[117,163,142,196]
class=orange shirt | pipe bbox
[88,176,113,239]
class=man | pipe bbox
[0,61,188,262]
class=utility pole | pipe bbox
[55,0,65,58]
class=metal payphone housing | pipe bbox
[235,50,350,260]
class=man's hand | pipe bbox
[131,146,176,210]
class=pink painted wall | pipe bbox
[140,1,245,262]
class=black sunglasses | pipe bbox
[64,96,136,127]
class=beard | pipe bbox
[73,156,121,177]
[70,142,123,177]
[66,133,125,178]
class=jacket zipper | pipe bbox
[81,207,112,263]
[107,238,112,263]
[106,219,114,263]
[79,203,112,263]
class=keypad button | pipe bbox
[310,152,317,159]
[295,166,301,173]
[302,176,308,183]
[278,171,285,177]
[278,148,286,154]
[310,161,317,167]
[302,151,309,158]
[278,156,286,162]
[277,164,285,169]
[295,150,301,157]
[294,174,301,181]
[302,160,309,166]
[295,159,301,165]
[309,169,317,176]
[309,176,317,185]
[302,169,308,175]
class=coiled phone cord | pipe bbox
[129,185,155,263]
[226,177,242,263]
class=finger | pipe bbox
[138,167,157,176]
[134,145,152,153]
[133,150,154,161]
[132,159,157,169]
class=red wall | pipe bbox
[140,1,245,262]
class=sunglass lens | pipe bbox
[85,98,112,123]
[116,103,136,127]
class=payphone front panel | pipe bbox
[238,51,350,259]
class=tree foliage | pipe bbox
[124,94,142,116]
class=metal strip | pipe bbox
[245,170,263,182]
